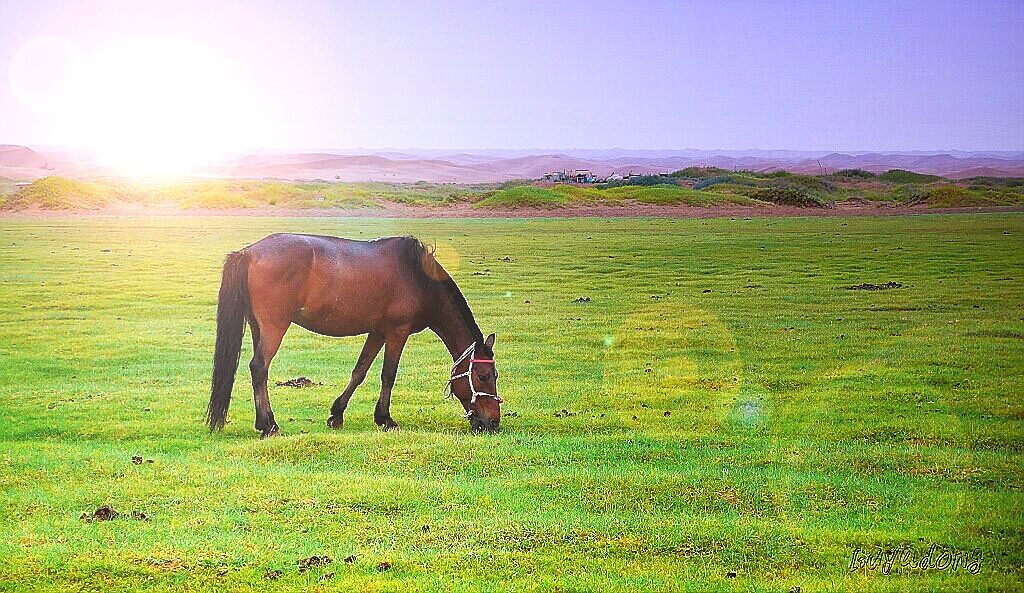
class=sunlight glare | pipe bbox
[57,37,266,176]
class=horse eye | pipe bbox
[477,374,489,383]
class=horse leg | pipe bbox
[250,319,289,439]
[374,330,409,431]
[327,331,385,429]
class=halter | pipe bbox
[443,343,502,405]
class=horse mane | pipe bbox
[401,237,486,348]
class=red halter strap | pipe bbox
[470,359,495,364]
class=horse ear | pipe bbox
[484,333,496,348]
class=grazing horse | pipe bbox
[206,233,502,438]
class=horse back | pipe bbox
[244,234,434,337]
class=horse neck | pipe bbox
[429,290,478,362]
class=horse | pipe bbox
[206,233,502,438]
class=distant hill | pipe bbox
[1,145,1021,182]
[0,144,50,168]
[0,145,52,179]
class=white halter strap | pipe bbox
[444,343,502,405]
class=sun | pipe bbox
[13,36,268,177]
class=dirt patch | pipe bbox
[846,282,903,291]
[297,555,332,572]
[81,505,119,522]
[276,377,321,388]
[80,505,151,522]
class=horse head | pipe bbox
[447,333,501,432]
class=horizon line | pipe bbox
[15,144,1024,156]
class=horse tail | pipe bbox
[207,250,251,431]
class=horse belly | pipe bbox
[292,266,415,335]
[292,284,383,337]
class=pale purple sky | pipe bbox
[2,0,1022,151]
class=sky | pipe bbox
[1,0,1022,154]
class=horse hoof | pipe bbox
[327,415,343,429]
[260,425,280,439]
[378,420,400,432]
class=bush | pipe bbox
[693,175,736,190]
[830,169,877,179]
[670,166,731,178]
[748,187,825,207]
[880,169,942,184]
[965,176,1024,189]
[765,174,837,195]
[598,175,679,189]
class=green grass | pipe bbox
[475,184,755,208]
[473,186,569,208]
[1,214,1023,591]
[2,178,483,211]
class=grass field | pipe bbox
[1,214,1022,591]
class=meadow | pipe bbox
[0,214,1022,592]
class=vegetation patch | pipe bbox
[747,187,826,207]
[597,174,679,188]
[907,185,1008,208]
[880,169,942,184]
[474,186,568,208]
[829,168,877,179]
[3,176,112,209]
[671,166,732,178]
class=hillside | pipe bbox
[3,169,1023,212]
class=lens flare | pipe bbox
[12,36,270,177]
[602,300,747,428]
[10,36,84,114]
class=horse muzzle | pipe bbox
[469,416,500,433]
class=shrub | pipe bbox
[628,175,678,187]
[966,176,1024,189]
[880,169,942,184]
[748,187,825,207]
[830,169,877,179]
[670,166,731,178]
[693,175,736,190]
[599,175,679,189]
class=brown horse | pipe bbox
[207,233,501,438]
